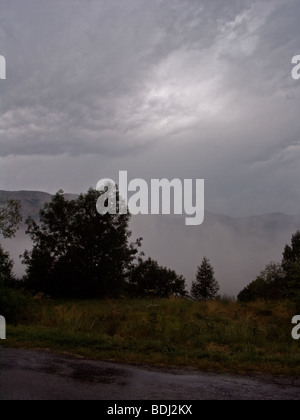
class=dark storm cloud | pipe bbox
[0,0,300,216]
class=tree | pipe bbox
[238,232,300,303]
[23,189,142,298]
[0,199,22,286]
[129,257,187,298]
[0,199,27,322]
[282,231,300,296]
[238,262,285,302]
[191,257,219,301]
[0,247,14,287]
[0,199,22,239]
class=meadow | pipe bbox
[4,298,300,376]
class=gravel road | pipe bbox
[0,347,299,400]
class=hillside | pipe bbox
[0,190,77,223]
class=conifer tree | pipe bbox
[191,257,219,301]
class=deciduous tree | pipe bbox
[23,189,141,298]
[129,257,187,298]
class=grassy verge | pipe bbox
[3,298,300,376]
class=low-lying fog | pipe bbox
[2,212,299,297]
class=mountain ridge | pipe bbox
[1,189,299,223]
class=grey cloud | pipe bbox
[1,0,296,156]
[0,0,300,217]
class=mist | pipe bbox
[3,211,299,297]
[130,213,299,296]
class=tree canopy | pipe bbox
[0,199,22,286]
[0,247,14,287]
[0,199,24,321]
[238,262,285,302]
[129,257,187,298]
[238,231,300,302]
[282,231,300,297]
[0,199,22,239]
[23,189,141,298]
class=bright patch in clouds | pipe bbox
[0,0,300,216]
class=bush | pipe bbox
[238,262,286,302]
[128,257,187,298]
[0,283,32,324]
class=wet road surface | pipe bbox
[0,347,300,400]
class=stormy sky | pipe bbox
[1,0,300,217]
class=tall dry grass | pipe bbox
[5,298,300,375]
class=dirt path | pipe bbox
[0,347,299,400]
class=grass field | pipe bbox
[4,298,300,376]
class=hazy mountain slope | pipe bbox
[0,191,77,223]
[1,191,299,295]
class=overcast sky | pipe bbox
[1,0,300,217]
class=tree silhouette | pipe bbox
[0,199,22,286]
[0,199,22,238]
[23,189,141,298]
[0,199,24,320]
[191,257,219,301]
[238,231,300,302]
[238,262,285,302]
[129,257,187,298]
[282,231,300,294]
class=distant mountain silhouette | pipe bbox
[0,190,77,223]
[1,190,300,295]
